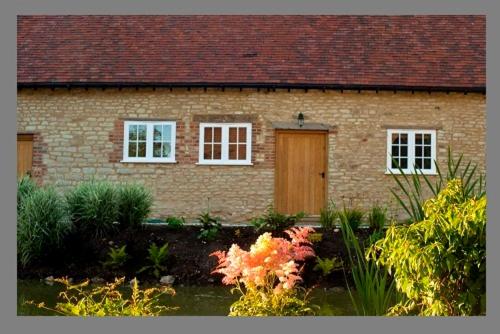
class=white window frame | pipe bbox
[386,129,437,175]
[198,123,253,165]
[122,120,176,163]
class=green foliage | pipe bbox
[390,147,486,223]
[319,201,338,229]
[369,179,486,316]
[117,183,153,230]
[197,211,222,241]
[17,187,73,266]
[26,277,177,316]
[339,214,397,316]
[164,216,186,230]
[228,287,317,316]
[341,207,364,231]
[102,245,128,269]
[368,206,387,231]
[307,232,323,243]
[313,256,343,277]
[250,205,305,232]
[66,181,119,238]
[137,242,169,278]
[17,175,38,213]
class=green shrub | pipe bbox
[66,181,119,238]
[102,245,128,270]
[369,179,486,315]
[313,256,343,277]
[26,277,177,316]
[17,187,72,266]
[368,206,387,231]
[197,211,222,241]
[250,205,305,232]
[319,201,338,229]
[117,183,153,230]
[17,175,38,213]
[164,216,185,230]
[137,242,169,278]
[341,207,364,231]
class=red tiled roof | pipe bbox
[17,15,485,90]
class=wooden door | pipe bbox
[17,134,33,179]
[275,130,327,215]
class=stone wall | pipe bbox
[17,88,486,222]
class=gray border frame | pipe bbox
[1,1,498,334]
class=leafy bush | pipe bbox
[197,211,222,241]
[26,277,177,316]
[313,257,343,277]
[102,245,128,269]
[211,227,317,316]
[341,207,364,231]
[390,147,486,223]
[164,216,186,230]
[369,179,486,316]
[117,183,153,230]
[339,215,397,316]
[368,206,387,231]
[17,175,38,213]
[307,232,323,243]
[17,187,73,266]
[66,181,119,238]
[250,205,305,232]
[319,201,338,229]
[137,242,169,278]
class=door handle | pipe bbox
[319,172,325,178]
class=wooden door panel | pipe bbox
[275,131,327,215]
[17,134,33,179]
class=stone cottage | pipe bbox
[17,15,486,222]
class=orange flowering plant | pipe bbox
[210,226,318,316]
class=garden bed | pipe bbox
[17,225,373,288]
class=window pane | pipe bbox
[424,146,431,157]
[400,145,408,157]
[424,134,431,145]
[163,125,171,141]
[400,157,408,169]
[129,125,137,140]
[153,142,162,157]
[128,142,137,157]
[154,125,162,141]
[137,142,146,157]
[138,125,147,141]
[415,133,422,145]
[162,142,171,157]
[400,134,408,145]
[392,133,399,144]
[213,128,222,143]
[415,158,423,169]
[424,158,431,169]
[229,143,237,159]
[204,144,212,159]
[415,145,422,157]
[391,158,399,169]
[204,127,212,142]
[239,128,247,142]
[229,128,238,143]
[213,143,222,159]
[391,145,399,157]
[238,144,247,160]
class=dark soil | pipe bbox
[18,225,374,288]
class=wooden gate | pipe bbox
[17,134,33,179]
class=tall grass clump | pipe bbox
[319,201,338,230]
[368,206,387,232]
[341,207,364,231]
[17,187,72,266]
[117,183,153,230]
[66,181,119,238]
[17,175,38,213]
[390,147,485,223]
[339,212,397,316]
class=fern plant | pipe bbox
[102,245,128,269]
[197,211,222,241]
[313,256,343,277]
[137,242,169,278]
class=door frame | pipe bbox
[274,129,329,215]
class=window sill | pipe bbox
[385,169,438,176]
[120,160,177,164]
[196,162,254,166]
